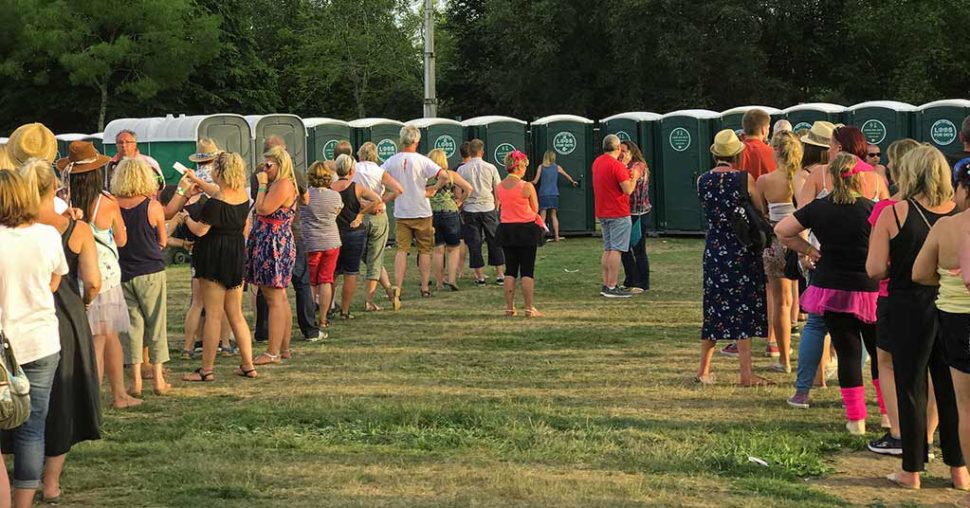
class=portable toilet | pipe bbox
[461,115,528,175]
[304,118,352,164]
[406,117,464,169]
[88,133,104,153]
[917,100,970,154]
[782,103,846,133]
[55,133,91,159]
[530,114,595,235]
[846,101,917,153]
[0,137,8,145]
[720,106,783,135]
[659,109,720,233]
[148,114,253,181]
[599,112,663,232]
[349,118,405,163]
[103,116,164,159]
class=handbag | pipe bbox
[0,332,31,430]
[729,172,774,252]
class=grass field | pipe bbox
[56,237,968,506]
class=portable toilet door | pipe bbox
[348,118,405,164]
[151,114,253,182]
[531,114,595,234]
[55,133,90,160]
[846,101,917,155]
[304,118,352,164]
[782,103,847,133]
[599,112,663,232]
[407,118,464,169]
[246,114,307,173]
[461,115,528,176]
[719,106,783,135]
[659,109,720,233]
[917,100,970,155]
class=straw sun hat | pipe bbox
[710,129,746,158]
[800,121,835,148]
[8,123,57,166]
[188,138,222,163]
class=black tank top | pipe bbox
[118,198,165,282]
[60,219,81,296]
[336,181,362,233]
[888,199,953,290]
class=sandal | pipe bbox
[525,308,543,318]
[182,368,215,382]
[280,349,292,360]
[339,312,355,320]
[420,288,432,298]
[693,374,716,385]
[391,286,402,311]
[365,302,381,312]
[253,352,281,365]
[181,349,194,360]
[237,365,259,379]
[505,308,517,317]
[443,282,459,292]
[886,472,920,490]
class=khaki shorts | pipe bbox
[395,217,434,255]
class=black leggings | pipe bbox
[502,245,537,279]
[822,312,877,389]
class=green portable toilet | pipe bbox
[659,109,720,233]
[149,114,254,181]
[408,117,464,169]
[56,133,107,160]
[530,114,595,234]
[88,133,104,153]
[348,118,405,163]
[846,101,917,153]
[246,114,307,173]
[461,115,528,176]
[917,99,970,154]
[599,112,663,232]
[782,103,846,133]
[720,106,782,135]
[304,118,352,164]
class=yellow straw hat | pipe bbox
[8,123,57,166]
[710,129,746,157]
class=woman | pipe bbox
[0,169,66,508]
[913,159,970,500]
[531,150,578,242]
[868,145,965,489]
[755,131,802,374]
[20,158,102,504]
[864,138,920,456]
[427,149,473,291]
[300,161,342,338]
[330,154,381,318]
[248,146,298,365]
[66,145,141,409]
[182,152,259,381]
[111,159,170,396]
[777,152,879,434]
[496,150,544,317]
[797,124,889,206]
[696,130,768,386]
[619,140,651,293]
[353,142,403,311]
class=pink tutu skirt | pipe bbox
[801,286,878,324]
[86,285,131,335]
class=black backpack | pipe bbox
[730,172,774,252]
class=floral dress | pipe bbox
[245,205,297,288]
[697,170,767,340]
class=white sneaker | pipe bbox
[308,330,328,343]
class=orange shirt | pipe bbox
[739,136,777,180]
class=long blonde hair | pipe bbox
[214,152,246,191]
[828,153,863,205]
[542,150,556,167]
[886,138,920,184]
[895,144,954,207]
[263,145,295,185]
[18,158,57,199]
[110,158,157,197]
[0,170,38,227]
[771,131,802,195]
[427,149,449,171]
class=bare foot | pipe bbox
[153,382,172,396]
[738,375,775,387]
[952,466,970,490]
[886,471,920,489]
[113,395,144,409]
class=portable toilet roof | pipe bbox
[600,112,663,122]
[660,109,721,120]
[147,114,246,141]
[406,117,463,128]
[88,133,103,140]
[56,133,89,142]
[103,117,165,143]
[303,117,350,129]
[847,101,917,112]
[532,114,594,125]
[461,115,527,126]
[918,99,970,109]
[782,103,846,114]
[720,105,782,116]
[348,118,404,128]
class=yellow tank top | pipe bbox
[937,267,970,313]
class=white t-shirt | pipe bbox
[381,152,442,219]
[457,158,501,212]
[0,223,67,364]
[353,160,386,196]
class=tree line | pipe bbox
[2,0,968,135]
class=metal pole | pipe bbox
[423,0,437,117]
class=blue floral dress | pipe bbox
[698,170,767,340]
[245,205,296,288]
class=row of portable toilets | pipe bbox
[19,99,970,235]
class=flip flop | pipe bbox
[237,365,259,379]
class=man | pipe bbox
[334,139,354,159]
[738,109,777,180]
[352,141,403,310]
[946,116,970,183]
[866,143,888,184]
[108,130,164,190]
[381,125,452,308]
[251,136,319,342]
[593,134,639,298]
[457,139,506,286]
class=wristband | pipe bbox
[258,185,268,193]
[176,187,187,197]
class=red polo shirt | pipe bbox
[739,136,777,180]
[592,153,632,218]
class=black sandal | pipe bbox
[182,368,214,382]
[420,289,433,298]
[237,365,259,379]
[339,312,355,320]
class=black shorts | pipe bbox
[940,310,970,374]
[876,296,892,352]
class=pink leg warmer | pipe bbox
[841,386,868,421]
[872,378,887,415]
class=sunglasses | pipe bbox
[867,152,881,157]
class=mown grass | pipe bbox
[56,238,886,506]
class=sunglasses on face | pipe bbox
[867,152,881,157]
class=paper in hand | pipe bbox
[173,162,189,175]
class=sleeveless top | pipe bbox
[767,202,796,223]
[89,194,122,289]
[118,198,165,282]
[537,164,560,197]
[61,219,81,296]
[937,267,970,313]
[300,187,343,251]
[496,178,535,223]
[888,199,954,291]
[336,181,363,233]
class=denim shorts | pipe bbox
[336,228,367,276]
[601,216,632,252]
[433,211,462,247]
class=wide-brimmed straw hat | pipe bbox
[710,129,746,157]
[188,138,222,163]
[55,141,112,173]
[8,123,57,166]
[800,121,835,148]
